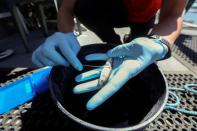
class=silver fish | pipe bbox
[98,58,113,87]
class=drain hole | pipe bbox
[8,127,15,131]
[192,117,197,124]
[157,119,165,127]
[186,100,192,105]
[191,128,197,131]
[182,129,187,131]
[193,123,197,128]
[187,93,192,97]
[184,74,188,77]
[166,118,174,126]
[183,117,191,125]
[172,129,178,131]
[173,78,177,81]
[179,74,183,77]
[180,101,185,106]
[193,107,197,112]
[180,93,186,98]
[175,118,183,125]
[193,100,197,105]
[169,74,173,77]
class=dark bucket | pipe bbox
[49,44,169,131]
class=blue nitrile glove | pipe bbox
[32,32,83,71]
[73,37,169,110]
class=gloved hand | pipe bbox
[32,32,83,71]
[73,37,169,110]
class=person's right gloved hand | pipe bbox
[32,32,83,71]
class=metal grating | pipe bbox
[172,34,197,74]
[145,72,197,131]
[0,72,197,131]
[0,93,68,131]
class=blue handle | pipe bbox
[30,67,52,94]
[0,67,52,115]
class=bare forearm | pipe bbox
[151,0,187,46]
[57,0,76,33]
[57,10,74,32]
[151,15,183,46]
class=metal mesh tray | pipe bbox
[172,34,197,74]
[0,72,197,131]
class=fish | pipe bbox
[98,58,113,87]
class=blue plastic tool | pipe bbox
[0,67,52,115]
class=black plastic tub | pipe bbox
[49,44,169,131]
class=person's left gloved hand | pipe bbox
[73,37,169,111]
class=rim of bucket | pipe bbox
[49,66,169,131]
